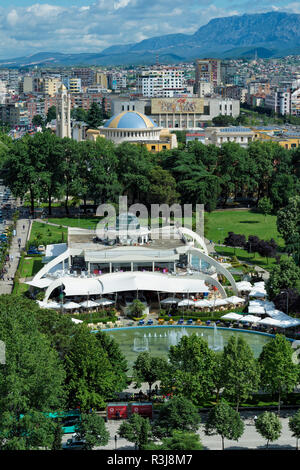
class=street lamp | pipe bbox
[280,290,289,315]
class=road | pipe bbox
[61,409,299,451]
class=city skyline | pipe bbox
[0,1,299,59]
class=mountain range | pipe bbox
[1,11,300,67]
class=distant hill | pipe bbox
[1,11,300,67]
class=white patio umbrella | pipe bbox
[161,297,180,304]
[39,301,61,309]
[178,299,195,307]
[240,315,261,323]
[194,299,213,308]
[71,318,83,324]
[225,296,245,305]
[212,298,229,307]
[221,312,243,321]
[95,298,114,307]
[249,290,266,298]
[63,301,81,310]
[80,300,99,309]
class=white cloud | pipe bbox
[0,1,298,59]
[7,9,19,27]
[26,3,64,17]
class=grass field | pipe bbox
[20,256,44,278]
[205,209,284,248]
[47,217,99,230]
[29,222,68,246]
[214,245,288,269]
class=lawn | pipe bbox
[19,256,44,278]
[29,222,68,246]
[205,210,284,248]
[47,217,100,230]
[214,245,288,269]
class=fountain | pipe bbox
[133,337,149,352]
[208,324,224,352]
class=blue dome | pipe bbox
[104,111,157,129]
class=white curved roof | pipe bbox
[45,271,209,299]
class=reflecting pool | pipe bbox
[105,325,274,372]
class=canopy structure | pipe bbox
[221,312,243,321]
[95,298,115,306]
[225,296,245,305]
[161,297,180,305]
[240,315,261,323]
[80,300,99,309]
[37,300,61,309]
[44,271,210,302]
[249,290,266,298]
[248,305,265,315]
[63,301,81,310]
[26,278,54,289]
[236,281,253,291]
[194,299,213,308]
[71,318,83,324]
[212,298,229,307]
[178,299,195,307]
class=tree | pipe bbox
[221,336,260,411]
[128,299,146,318]
[273,288,300,315]
[153,396,201,439]
[258,196,273,220]
[0,410,57,450]
[144,430,203,450]
[95,330,128,393]
[146,166,179,206]
[205,399,244,450]
[0,295,65,415]
[289,410,300,450]
[2,135,44,214]
[224,232,246,254]
[64,326,125,410]
[46,106,57,123]
[118,413,152,450]
[255,412,282,448]
[32,115,44,127]
[86,102,103,129]
[132,352,168,399]
[161,334,215,404]
[265,257,300,299]
[51,421,63,450]
[259,335,299,415]
[71,107,88,123]
[74,413,109,450]
[277,195,300,261]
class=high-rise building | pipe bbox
[195,59,221,90]
[136,68,184,97]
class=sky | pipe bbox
[0,1,299,59]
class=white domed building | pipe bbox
[87,110,177,151]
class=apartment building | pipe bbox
[195,59,221,90]
[136,68,184,97]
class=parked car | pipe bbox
[27,246,40,255]
[62,438,86,450]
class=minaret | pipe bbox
[56,84,71,138]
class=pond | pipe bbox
[104,325,274,373]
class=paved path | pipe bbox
[61,409,298,450]
[0,218,30,295]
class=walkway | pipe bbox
[0,218,30,295]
